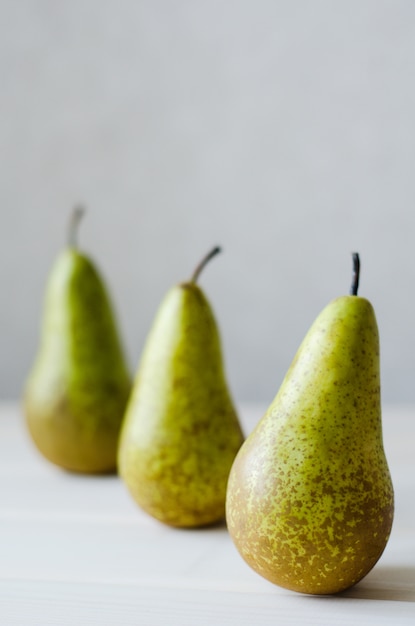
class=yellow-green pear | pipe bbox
[118,247,244,528]
[226,254,394,595]
[24,208,131,474]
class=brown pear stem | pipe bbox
[350,252,360,296]
[190,246,222,283]
[68,206,85,248]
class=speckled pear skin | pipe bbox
[24,249,131,474]
[226,295,394,595]
[118,282,244,528]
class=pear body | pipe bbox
[118,282,244,527]
[226,296,394,595]
[25,249,131,473]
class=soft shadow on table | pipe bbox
[173,518,228,533]
[337,566,415,602]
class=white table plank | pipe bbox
[2,579,415,626]
[1,403,414,624]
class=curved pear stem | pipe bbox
[350,252,360,296]
[68,206,85,248]
[190,246,222,283]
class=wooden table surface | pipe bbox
[1,402,414,625]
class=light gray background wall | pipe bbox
[2,1,415,404]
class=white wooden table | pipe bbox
[1,402,414,625]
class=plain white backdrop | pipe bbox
[2,1,415,405]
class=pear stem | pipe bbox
[68,206,85,248]
[190,246,222,283]
[350,252,360,296]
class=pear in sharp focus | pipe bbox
[118,247,244,528]
[24,208,131,473]
[226,254,394,595]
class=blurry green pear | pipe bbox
[118,247,244,527]
[226,254,394,595]
[24,208,131,473]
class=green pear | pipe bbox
[226,254,394,595]
[118,247,244,528]
[24,208,131,474]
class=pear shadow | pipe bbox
[61,465,119,477]
[336,565,415,602]
[60,468,120,482]
[167,517,228,533]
